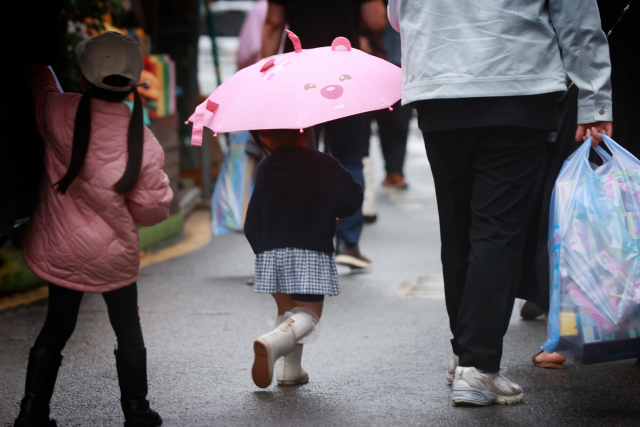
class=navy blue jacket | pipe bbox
[244,146,363,255]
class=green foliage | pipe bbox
[138,214,184,251]
[51,0,125,93]
[0,247,46,296]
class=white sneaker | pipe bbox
[446,354,459,384]
[252,313,315,388]
[451,366,523,406]
[276,344,309,386]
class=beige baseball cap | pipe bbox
[75,31,143,92]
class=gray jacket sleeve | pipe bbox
[549,0,613,124]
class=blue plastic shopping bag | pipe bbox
[211,131,257,235]
[543,135,640,364]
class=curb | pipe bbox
[0,209,212,312]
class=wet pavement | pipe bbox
[1,123,639,426]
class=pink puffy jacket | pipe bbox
[23,66,173,293]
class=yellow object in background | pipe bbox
[559,312,579,336]
[149,56,166,117]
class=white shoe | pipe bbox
[276,344,309,386]
[446,354,459,384]
[362,156,376,217]
[252,313,315,388]
[451,366,523,406]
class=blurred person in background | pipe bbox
[369,19,413,191]
[389,0,612,406]
[360,11,413,224]
[261,0,387,270]
[237,0,285,70]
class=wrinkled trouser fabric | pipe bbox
[315,113,367,245]
[34,283,144,352]
[423,126,547,372]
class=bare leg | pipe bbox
[534,312,566,365]
[272,293,296,316]
[271,293,323,318]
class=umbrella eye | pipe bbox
[339,74,351,81]
[304,83,317,90]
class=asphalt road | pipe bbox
[1,124,639,426]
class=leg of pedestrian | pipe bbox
[103,283,162,427]
[324,114,373,270]
[425,126,547,405]
[379,100,412,189]
[423,128,475,385]
[252,293,320,389]
[456,127,546,405]
[14,284,83,426]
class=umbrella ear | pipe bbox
[206,100,219,114]
[260,58,276,72]
[286,30,303,53]
[331,37,352,52]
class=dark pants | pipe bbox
[34,283,144,353]
[423,126,547,372]
[315,114,367,245]
[376,100,413,176]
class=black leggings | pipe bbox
[34,283,144,353]
[290,294,324,302]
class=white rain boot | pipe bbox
[252,312,316,388]
[276,344,309,386]
[362,156,377,222]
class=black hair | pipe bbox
[55,74,145,195]
[249,130,271,157]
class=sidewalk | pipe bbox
[1,129,639,426]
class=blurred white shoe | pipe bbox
[362,156,377,222]
[447,354,459,384]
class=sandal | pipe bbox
[532,350,565,369]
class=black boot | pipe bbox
[14,347,62,427]
[114,348,162,427]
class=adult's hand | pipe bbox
[575,121,612,147]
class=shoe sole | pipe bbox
[252,340,272,389]
[335,254,373,269]
[277,375,309,386]
[452,387,523,406]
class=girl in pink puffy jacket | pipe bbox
[14,32,172,427]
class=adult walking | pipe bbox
[388,0,613,405]
[525,0,639,368]
[262,0,387,270]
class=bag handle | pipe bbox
[593,145,612,163]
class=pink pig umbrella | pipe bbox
[186,30,402,146]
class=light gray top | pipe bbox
[388,0,612,124]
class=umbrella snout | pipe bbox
[321,85,344,100]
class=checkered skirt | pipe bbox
[254,248,340,296]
